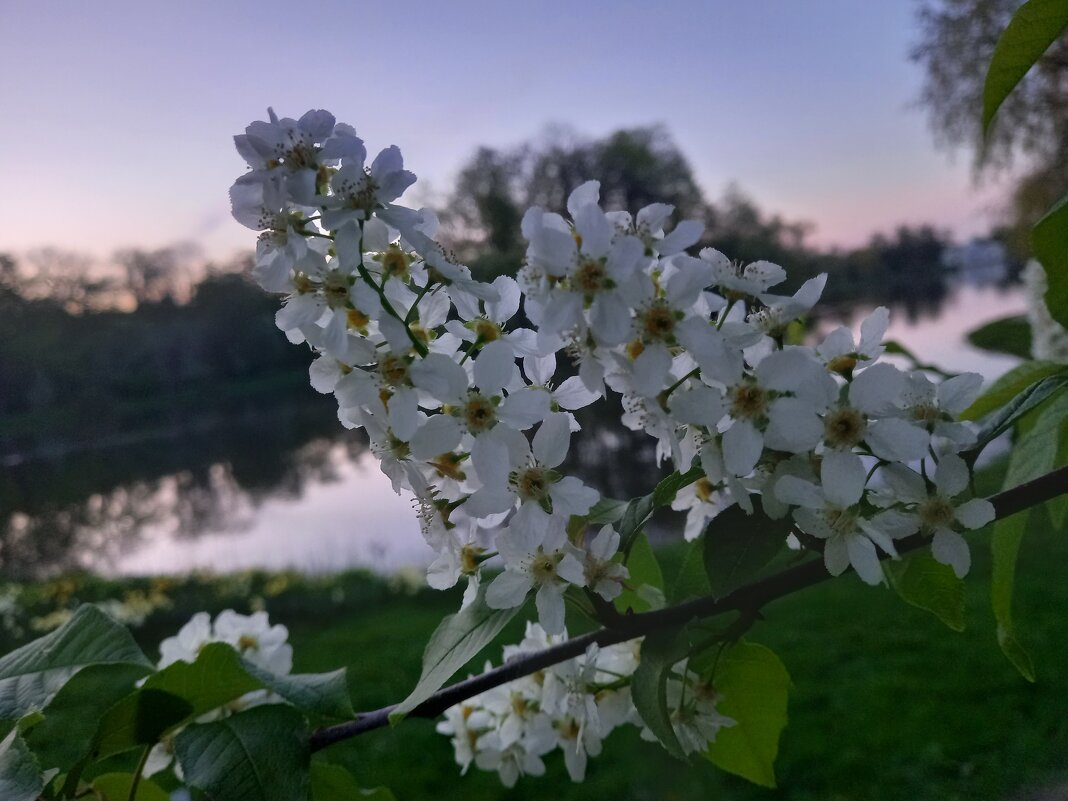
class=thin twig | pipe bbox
[309,463,1068,751]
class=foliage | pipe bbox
[965,314,1032,358]
[914,0,1068,258]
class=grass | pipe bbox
[3,469,1065,800]
[286,502,1068,801]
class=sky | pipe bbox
[0,0,1007,263]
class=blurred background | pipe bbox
[1,1,1065,799]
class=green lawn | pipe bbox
[285,501,1067,801]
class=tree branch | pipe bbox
[309,463,1068,752]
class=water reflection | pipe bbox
[0,284,1027,578]
[0,406,381,578]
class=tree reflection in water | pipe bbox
[1,282,1025,579]
[0,406,369,579]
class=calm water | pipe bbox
[0,283,1028,578]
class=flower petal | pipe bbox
[821,450,866,508]
[932,528,971,578]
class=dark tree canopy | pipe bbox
[912,0,1068,256]
[442,125,708,278]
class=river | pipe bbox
[0,282,1029,578]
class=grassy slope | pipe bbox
[287,502,1068,801]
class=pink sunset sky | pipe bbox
[0,1,1009,263]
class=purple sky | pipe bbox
[0,1,1007,263]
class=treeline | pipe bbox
[439,125,976,316]
[0,125,985,458]
[0,254,327,457]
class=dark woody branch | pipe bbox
[310,463,1068,752]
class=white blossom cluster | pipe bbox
[146,610,293,777]
[1023,260,1068,363]
[436,622,734,785]
[229,108,996,637]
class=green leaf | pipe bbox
[886,551,966,632]
[175,705,310,801]
[992,513,1036,682]
[91,772,171,801]
[968,374,1068,454]
[310,761,397,801]
[389,584,521,724]
[704,641,791,788]
[0,729,43,801]
[619,466,702,551]
[966,315,1033,359]
[1005,389,1068,484]
[989,391,1068,681]
[614,532,665,614]
[239,662,354,721]
[0,605,151,721]
[668,539,711,604]
[1034,192,1068,329]
[703,499,792,599]
[142,643,260,718]
[97,643,261,757]
[959,360,1066,421]
[24,662,151,772]
[631,628,690,760]
[96,689,196,760]
[997,625,1037,683]
[586,496,628,525]
[982,0,1068,134]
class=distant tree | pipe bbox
[912,0,1068,258]
[114,242,202,306]
[442,125,707,278]
[704,185,815,268]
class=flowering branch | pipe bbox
[309,462,1068,751]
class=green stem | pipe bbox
[716,299,737,330]
[404,283,433,324]
[355,262,428,357]
[127,745,151,801]
[663,367,701,400]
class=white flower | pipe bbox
[749,274,828,342]
[445,276,539,360]
[474,714,556,788]
[465,412,599,542]
[486,519,587,634]
[583,526,628,601]
[716,347,834,476]
[1023,260,1068,363]
[322,145,417,229]
[895,371,983,452]
[229,174,311,292]
[522,353,600,427]
[213,610,293,675]
[775,451,907,585]
[818,362,930,462]
[235,108,342,172]
[607,202,704,257]
[700,248,786,297]
[881,453,996,577]
[817,306,889,374]
[671,475,731,540]
[158,612,212,668]
[522,183,646,348]
[640,663,736,756]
